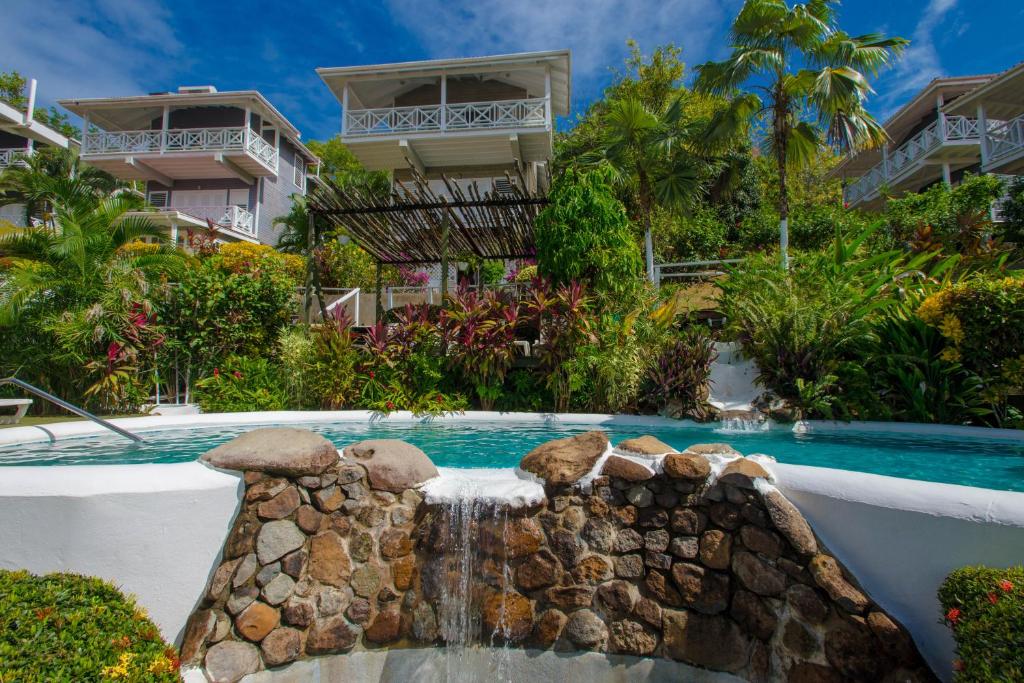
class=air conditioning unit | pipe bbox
[177,85,217,95]
[493,178,518,196]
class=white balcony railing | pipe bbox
[988,115,1024,166]
[82,126,279,171]
[344,98,549,137]
[170,205,255,235]
[845,115,982,206]
[0,148,32,168]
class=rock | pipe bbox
[612,504,637,526]
[601,455,654,481]
[379,528,413,559]
[625,485,654,507]
[614,554,644,579]
[204,641,261,683]
[180,609,216,663]
[208,558,242,601]
[787,584,829,624]
[581,518,616,554]
[733,551,787,596]
[572,555,612,584]
[663,453,712,481]
[824,621,880,680]
[295,505,322,534]
[613,528,643,553]
[671,508,707,535]
[740,525,782,558]
[699,530,732,570]
[809,554,869,613]
[515,549,561,591]
[482,591,534,642]
[232,553,258,588]
[708,502,742,530]
[616,436,675,456]
[763,489,818,556]
[224,516,259,559]
[644,529,670,553]
[202,428,338,476]
[596,580,637,615]
[787,662,845,683]
[533,609,567,647]
[211,609,231,642]
[260,627,302,667]
[412,602,439,642]
[783,618,819,658]
[226,586,258,616]
[545,585,595,611]
[633,597,662,629]
[282,599,314,628]
[341,481,367,500]
[256,562,280,588]
[343,439,439,492]
[662,609,750,673]
[262,573,295,606]
[685,443,741,457]
[349,531,373,563]
[867,610,918,664]
[281,550,307,579]
[306,615,358,654]
[345,597,371,625]
[308,531,351,587]
[256,520,306,565]
[670,536,699,560]
[645,552,672,570]
[479,517,544,560]
[316,586,350,617]
[518,431,609,485]
[257,486,301,521]
[670,563,729,614]
[719,458,771,488]
[564,609,608,649]
[731,590,778,640]
[235,601,279,642]
[637,507,668,528]
[644,570,683,607]
[351,564,382,598]
[312,485,345,513]
[608,619,657,656]
[549,528,586,568]
[365,608,402,644]
[392,554,417,591]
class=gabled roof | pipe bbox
[317,50,571,116]
[0,99,75,149]
[944,61,1024,120]
[58,89,319,163]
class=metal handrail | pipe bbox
[0,377,144,442]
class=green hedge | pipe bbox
[939,565,1024,682]
[0,570,179,682]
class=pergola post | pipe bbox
[439,212,450,306]
[375,260,383,323]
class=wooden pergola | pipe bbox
[306,171,548,320]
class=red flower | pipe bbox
[385,401,395,410]
[953,660,965,672]
[107,341,122,362]
[987,592,998,605]
[233,371,242,380]
[368,370,375,379]
[435,394,443,403]
[945,608,961,624]
[999,579,1014,592]
[213,368,220,378]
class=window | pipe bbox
[293,156,306,191]
[148,191,169,208]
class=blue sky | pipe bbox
[4,0,1022,141]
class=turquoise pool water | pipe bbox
[1,420,1023,492]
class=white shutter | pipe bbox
[148,191,168,208]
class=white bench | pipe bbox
[0,398,32,425]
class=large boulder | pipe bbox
[616,435,675,457]
[202,428,338,477]
[519,431,609,485]
[342,439,439,492]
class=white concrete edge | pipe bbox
[797,419,1024,442]
[0,461,241,497]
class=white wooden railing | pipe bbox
[170,205,255,235]
[988,115,1024,166]
[0,148,31,168]
[845,115,982,205]
[344,97,549,137]
[82,126,279,170]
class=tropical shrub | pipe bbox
[526,282,594,412]
[645,325,717,418]
[306,320,362,409]
[535,166,643,306]
[653,206,727,261]
[443,289,519,409]
[568,310,648,413]
[939,565,1024,681]
[0,569,179,682]
[193,356,288,413]
[999,176,1024,244]
[885,174,1005,252]
[739,203,868,252]
[496,369,550,412]
[217,242,305,280]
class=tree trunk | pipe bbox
[637,171,656,285]
[775,128,790,271]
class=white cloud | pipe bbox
[0,0,182,112]
[876,0,959,114]
[383,0,740,102]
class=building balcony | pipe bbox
[343,97,549,137]
[0,148,32,168]
[131,204,258,244]
[984,115,1024,174]
[844,115,985,208]
[80,126,279,184]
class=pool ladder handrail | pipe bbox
[0,377,144,443]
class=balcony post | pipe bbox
[81,113,90,150]
[936,93,947,143]
[544,66,552,130]
[161,105,170,153]
[977,104,989,169]
[882,146,889,180]
[440,74,447,131]
[341,83,349,135]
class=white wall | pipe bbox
[0,462,241,644]
[774,463,1024,682]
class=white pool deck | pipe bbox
[0,412,1022,681]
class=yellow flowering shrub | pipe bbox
[214,242,303,284]
[116,240,162,257]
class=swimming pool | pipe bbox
[1,414,1022,492]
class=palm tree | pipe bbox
[584,95,702,282]
[694,0,907,268]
